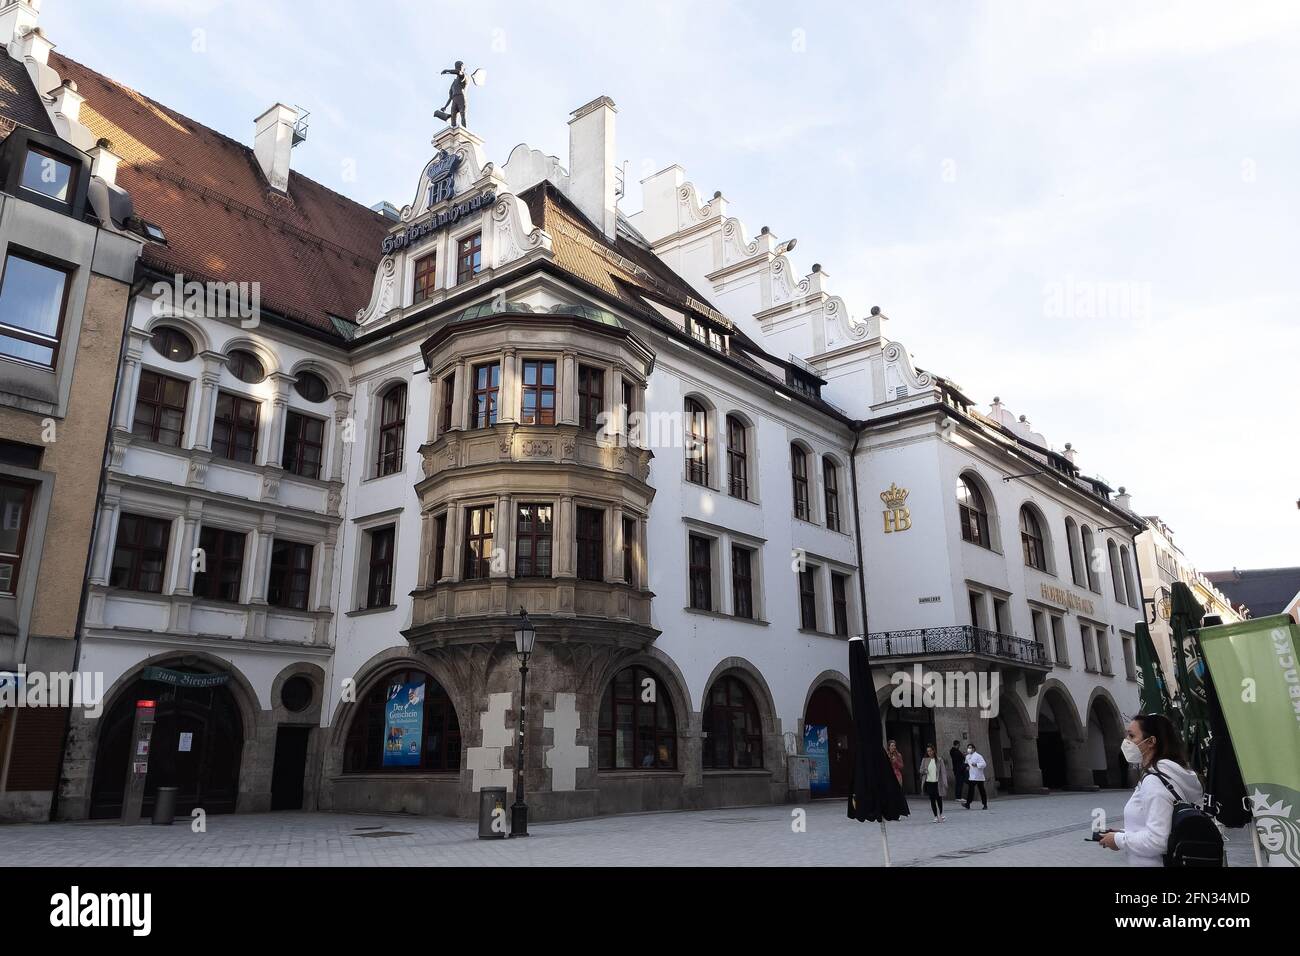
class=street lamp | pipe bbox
[510,607,537,837]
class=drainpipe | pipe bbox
[848,426,870,639]
[48,271,147,822]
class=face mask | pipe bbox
[1121,738,1144,766]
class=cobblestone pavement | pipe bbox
[0,791,1258,867]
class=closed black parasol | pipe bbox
[847,635,909,863]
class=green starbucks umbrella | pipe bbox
[1168,582,1209,772]
[1133,621,1172,717]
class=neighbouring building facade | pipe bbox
[0,3,1161,823]
[1136,515,1244,694]
[0,0,142,821]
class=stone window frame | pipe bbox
[192,523,248,604]
[682,518,766,623]
[0,459,51,641]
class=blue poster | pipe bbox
[805,724,830,795]
[382,679,425,767]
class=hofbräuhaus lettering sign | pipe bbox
[1038,582,1095,616]
[381,189,496,255]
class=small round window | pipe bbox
[227,349,265,384]
[281,675,314,713]
[150,326,194,363]
[294,371,328,403]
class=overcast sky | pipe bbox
[44,0,1298,571]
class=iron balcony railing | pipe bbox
[867,625,1050,667]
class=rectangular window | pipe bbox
[1096,628,1112,675]
[622,516,636,586]
[456,232,482,283]
[799,567,818,630]
[731,545,753,620]
[576,507,604,582]
[282,410,325,480]
[0,251,70,368]
[412,252,437,304]
[520,359,556,426]
[968,591,983,629]
[109,513,171,594]
[212,391,260,464]
[0,478,35,596]
[193,526,245,602]
[688,534,712,611]
[1031,609,1050,660]
[131,369,188,448]
[1122,633,1137,680]
[578,365,604,432]
[463,505,495,581]
[433,513,448,581]
[376,385,406,477]
[268,539,313,610]
[21,146,75,202]
[514,504,553,578]
[440,373,455,434]
[993,597,1010,635]
[471,362,500,428]
[832,572,849,637]
[1051,614,1069,664]
[365,526,396,608]
[1081,623,1098,672]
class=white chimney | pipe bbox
[87,140,120,186]
[1062,442,1077,465]
[567,96,617,239]
[253,103,298,193]
[1115,486,1133,512]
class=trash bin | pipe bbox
[478,786,507,839]
[152,787,178,825]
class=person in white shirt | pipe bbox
[962,745,988,809]
[918,744,949,822]
[1099,713,1204,866]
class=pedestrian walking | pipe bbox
[949,739,966,800]
[918,744,948,822]
[962,744,988,809]
[887,739,904,788]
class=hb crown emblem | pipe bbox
[881,483,912,533]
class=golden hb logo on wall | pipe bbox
[881,483,912,533]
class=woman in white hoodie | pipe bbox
[1099,713,1204,866]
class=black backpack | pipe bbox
[1147,766,1224,867]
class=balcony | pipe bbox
[867,625,1050,669]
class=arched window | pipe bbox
[227,348,265,384]
[685,399,709,485]
[376,384,407,477]
[1080,525,1100,591]
[823,456,841,531]
[1020,506,1046,570]
[791,445,810,520]
[702,676,763,769]
[1120,546,1138,609]
[342,669,461,773]
[1065,517,1084,586]
[598,666,676,770]
[957,475,990,548]
[726,415,748,499]
[1107,539,1126,603]
[150,325,194,362]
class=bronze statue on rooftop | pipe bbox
[434,61,484,129]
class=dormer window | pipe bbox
[687,316,728,353]
[21,146,75,204]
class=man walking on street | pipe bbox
[962,743,988,809]
[949,739,966,800]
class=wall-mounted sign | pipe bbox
[881,483,912,533]
[382,678,425,768]
[141,666,229,689]
[380,189,497,255]
[919,596,942,604]
[178,732,193,753]
[1039,582,1096,617]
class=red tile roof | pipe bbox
[48,52,389,337]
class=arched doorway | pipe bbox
[880,699,935,795]
[1037,707,1066,789]
[805,684,853,797]
[1036,683,1089,790]
[1086,692,1128,789]
[90,668,244,819]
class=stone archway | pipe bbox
[993,687,1043,794]
[1086,688,1128,789]
[803,674,853,798]
[1035,680,1093,790]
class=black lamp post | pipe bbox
[510,607,537,837]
